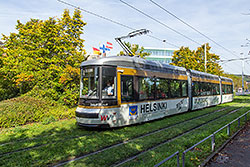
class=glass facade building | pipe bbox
[143,47,177,64]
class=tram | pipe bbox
[75,56,233,128]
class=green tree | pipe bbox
[118,42,150,58]
[0,9,87,106]
[171,43,223,75]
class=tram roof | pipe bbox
[80,55,187,73]
[189,69,219,79]
[80,56,233,82]
[220,76,233,82]
[190,69,233,82]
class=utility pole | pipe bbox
[241,53,245,91]
[204,43,207,72]
[241,40,250,92]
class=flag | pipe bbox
[93,47,101,55]
[99,44,110,53]
[106,42,113,49]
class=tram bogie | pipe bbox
[76,56,233,128]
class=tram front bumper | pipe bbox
[75,107,110,128]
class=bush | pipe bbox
[0,96,75,128]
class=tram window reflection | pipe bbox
[139,77,155,100]
[81,67,99,98]
[192,81,200,96]
[102,67,116,98]
[170,80,181,98]
[181,81,187,97]
[155,78,168,99]
[121,75,134,102]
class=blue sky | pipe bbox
[1,0,250,75]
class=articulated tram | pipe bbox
[75,56,233,128]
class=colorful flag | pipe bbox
[99,44,110,53]
[106,42,113,49]
[93,47,101,55]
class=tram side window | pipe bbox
[229,85,233,94]
[223,84,233,94]
[212,84,220,95]
[222,85,226,94]
[192,81,200,96]
[200,82,208,96]
[181,81,188,97]
[207,83,212,95]
[226,85,229,94]
[222,84,229,94]
[139,77,155,100]
[155,78,169,99]
[169,80,181,98]
[227,85,230,94]
[121,75,134,102]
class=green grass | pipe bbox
[65,103,250,167]
[119,104,250,167]
[0,96,75,128]
[0,95,249,167]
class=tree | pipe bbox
[0,9,87,106]
[118,42,150,58]
[171,43,223,75]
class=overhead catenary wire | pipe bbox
[149,0,241,59]
[119,0,228,61]
[120,0,202,46]
[120,0,244,74]
[57,0,179,48]
[57,0,241,74]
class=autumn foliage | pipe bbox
[171,43,224,75]
[0,9,86,106]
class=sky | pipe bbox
[0,0,250,75]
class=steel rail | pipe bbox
[53,105,246,167]
[0,106,232,157]
[111,105,248,167]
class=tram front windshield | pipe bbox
[81,67,99,99]
[80,66,116,100]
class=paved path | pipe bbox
[206,121,250,167]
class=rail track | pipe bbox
[0,106,233,158]
[52,104,247,167]
[0,103,248,167]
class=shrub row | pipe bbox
[0,96,75,128]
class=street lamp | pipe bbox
[240,52,244,91]
[240,41,250,92]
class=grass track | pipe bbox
[0,95,249,167]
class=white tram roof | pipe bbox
[190,69,232,82]
[80,55,187,74]
[189,69,220,80]
[80,55,233,82]
[220,76,233,82]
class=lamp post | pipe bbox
[240,52,244,91]
[241,42,250,92]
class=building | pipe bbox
[143,47,177,64]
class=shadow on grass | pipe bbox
[1,95,250,166]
